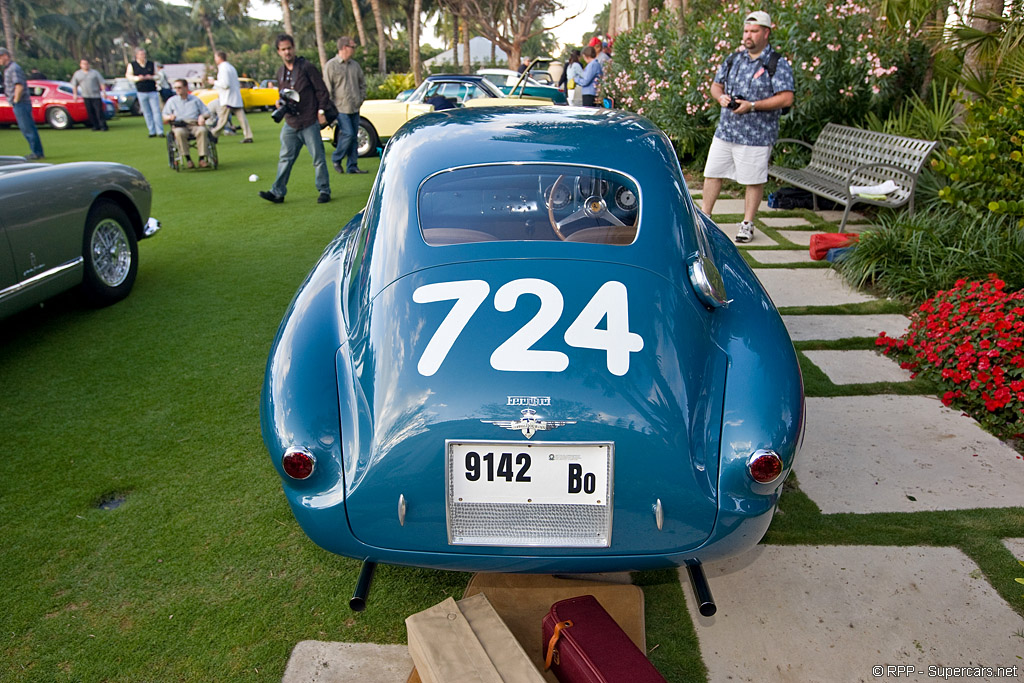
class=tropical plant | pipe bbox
[836,208,1024,304]
[930,85,1024,226]
[861,81,964,151]
[366,70,414,98]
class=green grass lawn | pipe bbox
[1,115,1021,681]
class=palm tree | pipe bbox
[191,0,220,54]
[369,0,386,74]
[314,0,327,69]
[1,0,13,52]
[350,0,369,47]
[280,0,293,37]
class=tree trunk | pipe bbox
[963,0,1004,85]
[637,0,649,25]
[369,0,386,75]
[408,0,422,84]
[203,16,217,54]
[314,0,327,71]
[453,12,459,66]
[281,0,293,38]
[462,8,471,74]
[0,0,13,52]
[608,0,618,36]
[350,0,369,48]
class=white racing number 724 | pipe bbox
[412,278,644,377]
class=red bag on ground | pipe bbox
[809,232,859,260]
[542,595,667,683]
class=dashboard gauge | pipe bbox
[546,182,572,210]
[615,186,638,212]
[577,176,609,198]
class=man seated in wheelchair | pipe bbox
[162,79,213,168]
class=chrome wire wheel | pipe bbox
[90,218,133,287]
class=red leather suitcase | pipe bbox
[541,595,667,683]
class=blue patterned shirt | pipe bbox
[712,45,794,147]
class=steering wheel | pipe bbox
[547,175,626,241]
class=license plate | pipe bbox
[446,440,613,506]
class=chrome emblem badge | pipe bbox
[482,408,576,439]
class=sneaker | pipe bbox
[317,192,331,204]
[25,153,44,160]
[259,190,284,203]
[348,168,368,174]
[735,221,755,243]
[241,138,253,143]
[332,162,344,174]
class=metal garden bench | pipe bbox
[768,123,938,232]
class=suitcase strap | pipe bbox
[544,620,574,670]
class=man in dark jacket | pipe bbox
[259,34,332,204]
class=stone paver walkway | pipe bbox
[283,642,412,683]
[683,545,1024,683]
[783,314,909,341]
[760,216,811,228]
[714,222,779,246]
[748,249,813,264]
[803,349,913,384]
[775,229,816,246]
[797,395,1024,514]
[754,269,876,307]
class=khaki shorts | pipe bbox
[703,136,771,185]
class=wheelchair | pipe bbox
[166,121,219,171]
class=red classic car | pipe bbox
[0,80,116,129]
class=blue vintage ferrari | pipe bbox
[261,107,804,612]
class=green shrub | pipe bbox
[367,72,416,100]
[602,0,925,159]
[836,209,1024,304]
[931,86,1024,226]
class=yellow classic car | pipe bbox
[194,78,279,111]
[321,74,551,157]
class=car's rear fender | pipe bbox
[702,215,805,519]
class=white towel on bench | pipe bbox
[849,179,899,196]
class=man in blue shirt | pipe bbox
[0,47,44,159]
[575,46,603,107]
[701,11,794,242]
[162,79,212,168]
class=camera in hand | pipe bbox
[272,88,301,123]
[727,95,746,110]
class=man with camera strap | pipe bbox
[701,11,794,243]
[260,34,333,205]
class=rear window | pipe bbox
[418,164,639,246]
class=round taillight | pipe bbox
[747,449,783,484]
[282,448,316,479]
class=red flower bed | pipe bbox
[877,275,1024,442]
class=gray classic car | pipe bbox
[0,157,160,318]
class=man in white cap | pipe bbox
[701,10,794,242]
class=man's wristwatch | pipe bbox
[751,100,757,112]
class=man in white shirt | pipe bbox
[209,51,253,143]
